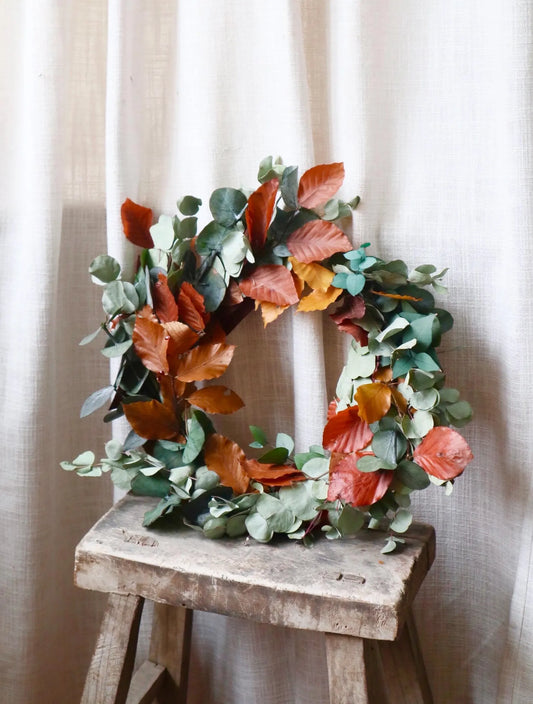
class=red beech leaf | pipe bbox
[287,220,352,263]
[123,399,180,440]
[245,178,279,251]
[413,427,474,480]
[327,399,338,421]
[335,321,368,345]
[121,198,154,248]
[330,295,366,323]
[297,162,345,209]
[178,282,209,332]
[245,459,306,487]
[322,405,373,453]
[327,452,393,506]
[239,265,299,306]
[186,385,244,414]
[132,317,169,374]
[204,434,250,494]
[153,273,179,322]
[354,383,392,424]
[174,342,235,382]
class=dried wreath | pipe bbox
[62,158,473,553]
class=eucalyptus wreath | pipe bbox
[62,157,473,553]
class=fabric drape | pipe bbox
[2,1,532,702]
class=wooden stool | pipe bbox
[75,494,435,704]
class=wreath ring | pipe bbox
[62,158,473,553]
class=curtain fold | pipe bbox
[2,1,533,702]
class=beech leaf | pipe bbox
[123,399,180,440]
[132,317,169,374]
[413,426,474,480]
[245,459,305,487]
[153,273,178,322]
[297,286,342,312]
[327,452,393,506]
[245,178,279,251]
[287,220,352,263]
[178,282,209,332]
[186,385,244,414]
[162,321,199,355]
[175,342,235,382]
[204,434,250,494]
[257,301,290,327]
[289,258,335,290]
[239,265,299,306]
[354,383,392,424]
[322,406,373,453]
[121,198,154,249]
[297,162,345,209]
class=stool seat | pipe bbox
[75,493,435,704]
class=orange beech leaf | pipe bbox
[174,342,235,382]
[373,366,393,383]
[297,286,342,312]
[289,257,335,290]
[153,273,178,323]
[204,434,250,494]
[287,220,352,264]
[322,406,373,453]
[327,399,338,421]
[413,427,474,480]
[297,162,345,209]
[178,282,209,332]
[186,385,244,414]
[327,452,393,506]
[162,321,199,354]
[354,383,392,424]
[245,178,279,251]
[258,301,290,327]
[137,305,158,322]
[123,398,180,440]
[132,317,169,374]
[120,198,154,249]
[291,270,306,297]
[159,373,186,405]
[200,321,227,345]
[239,265,299,306]
[371,290,422,302]
[391,387,408,415]
[245,459,306,487]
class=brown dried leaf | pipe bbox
[327,452,393,506]
[153,273,178,322]
[174,342,235,382]
[245,459,306,487]
[287,220,352,263]
[354,383,392,424]
[245,178,279,251]
[239,265,299,306]
[186,385,244,414]
[204,434,250,494]
[413,427,474,480]
[322,406,373,453]
[132,317,169,374]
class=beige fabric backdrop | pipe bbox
[2,1,532,702]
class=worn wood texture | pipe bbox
[149,603,193,704]
[124,660,165,704]
[326,633,389,704]
[379,608,434,703]
[75,494,435,640]
[81,593,144,704]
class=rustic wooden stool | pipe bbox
[75,493,435,704]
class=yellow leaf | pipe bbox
[259,301,290,327]
[289,257,335,290]
[297,286,342,312]
[354,383,392,424]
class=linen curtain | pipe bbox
[1,1,532,702]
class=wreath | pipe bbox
[62,158,473,553]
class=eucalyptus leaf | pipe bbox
[183,415,206,464]
[226,513,248,537]
[258,447,289,464]
[279,482,319,521]
[203,517,227,539]
[178,195,202,216]
[79,327,103,346]
[101,340,133,358]
[337,504,365,536]
[89,254,121,284]
[142,495,182,527]
[356,455,396,472]
[280,165,298,209]
[396,460,430,490]
[249,425,269,447]
[80,386,115,418]
[131,473,171,498]
[102,281,139,316]
[209,188,247,227]
[301,456,329,479]
[150,214,175,251]
[245,512,273,542]
[390,508,413,533]
[411,388,439,411]
[372,430,408,464]
[275,433,294,454]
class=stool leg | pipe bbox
[149,603,193,704]
[81,593,144,704]
[325,633,389,704]
[379,608,434,704]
